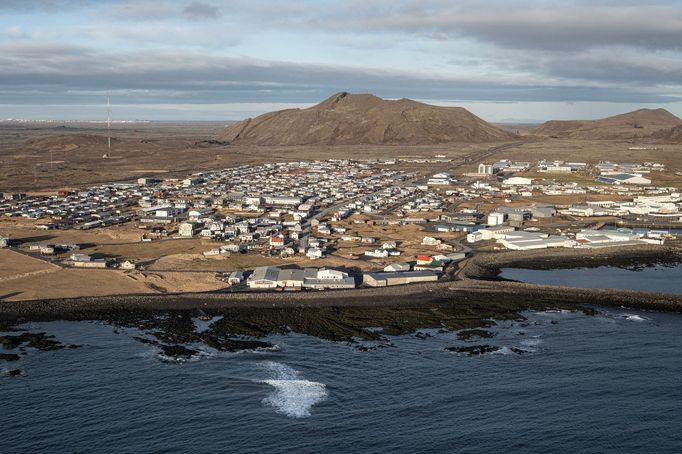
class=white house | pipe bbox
[306,247,324,259]
[421,236,442,246]
[364,248,389,258]
[384,262,411,272]
[382,241,397,250]
[120,260,137,270]
[178,221,201,237]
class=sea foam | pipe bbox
[491,346,514,355]
[622,314,649,322]
[260,361,327,418]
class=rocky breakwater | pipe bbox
[453,244,682,313]
[460,244,682,279]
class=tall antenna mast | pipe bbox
[106,95,111,158]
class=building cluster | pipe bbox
[243,249,467,290]
[467,224,667,251]
[559,194,681,218]
[2,154,679,293]
[477,160,531,175]
[476,158,667,187]
[1,186,137,229]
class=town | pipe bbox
[1,155,680,299]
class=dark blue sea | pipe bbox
[2,305,682,453]
[501,263,682,295]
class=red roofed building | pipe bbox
[416,255,432,265]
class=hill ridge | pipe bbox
[532,108,682,140]
[219,92,517,145]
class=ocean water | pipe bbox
[2,309,682,453]
[501,263,682,294]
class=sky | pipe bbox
[1,0,682,122]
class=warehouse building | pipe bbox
[596,174,651,185]
[303,268,356,290]
[363,270,439,287]
[497,231,575,250]
[247,266,281,289]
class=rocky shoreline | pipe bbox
[1,245,680,361]
[1,244,680,318]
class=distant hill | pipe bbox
[25,134,116,152]
[532,109,682,140]
[219,92,517,145]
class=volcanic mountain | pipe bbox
[532,108,682,140]
[219,92,517,145]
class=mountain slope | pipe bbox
[651,124,682,143]
[532,109,682,140]
[220,92,517,145]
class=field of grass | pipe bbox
[0,249,57,280]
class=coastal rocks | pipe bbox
[158,344,201,362]
[134,337,204,363]
[414,331,433,340]
[445,345,500,356]
[444,344,538,356]
[0,332,66,351]
[2,368,24,377]
[0,332,77,373]
[134,330,273,363]
[0,353,20,361]
[457,329,495,341]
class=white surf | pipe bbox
[259,361,327,418]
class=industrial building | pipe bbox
[596,174,651,185]
[502,176,533,186]
[246,266,356,290]
[363,270,440,287]
[496,231,575,250]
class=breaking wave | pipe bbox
[260,361,327,418]
[520,338,543,347]
[621,314,649,322]
[157,349,214,364]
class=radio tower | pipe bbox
[105,95,111,158]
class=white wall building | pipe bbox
[478,163,493,175]
[247,266,280,289]
[503,177,533,186]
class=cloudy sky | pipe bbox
[2,0,682,122]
